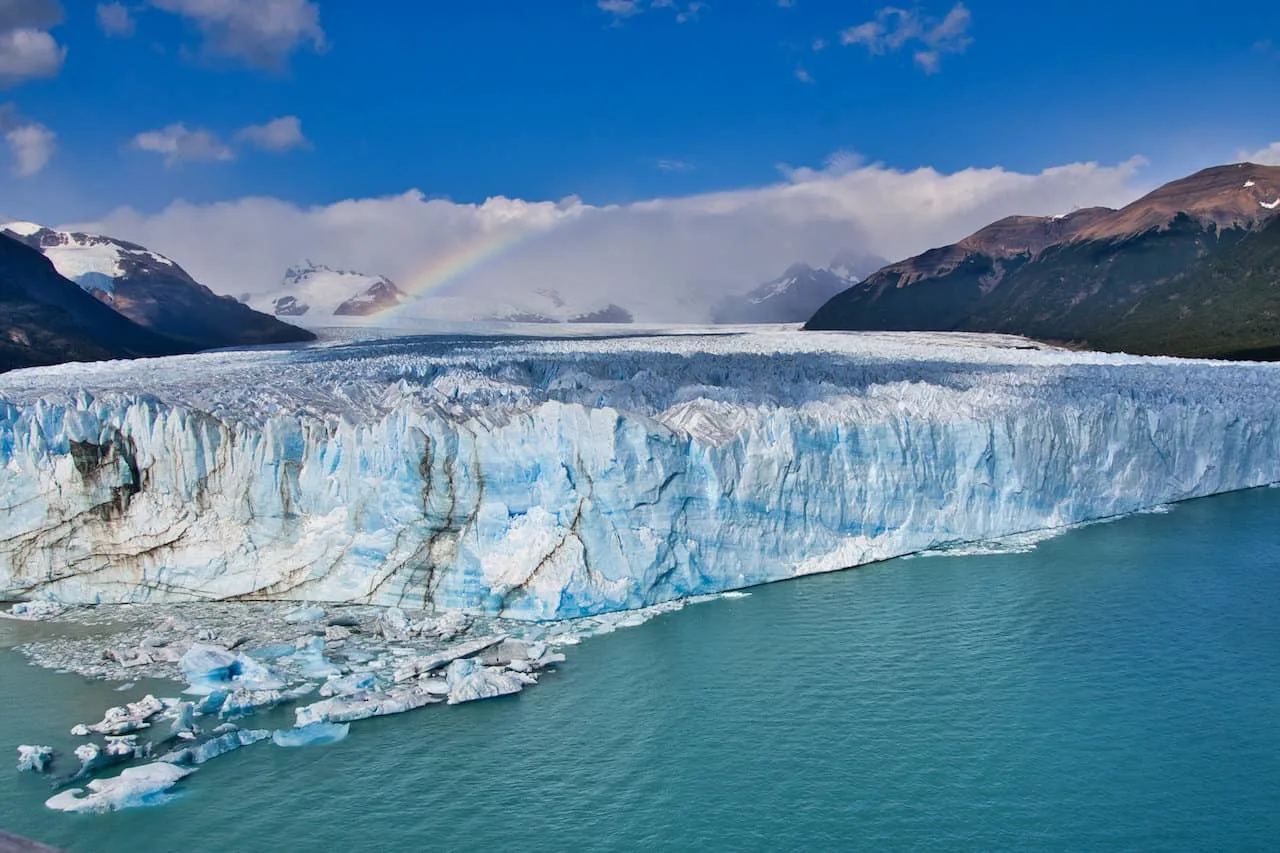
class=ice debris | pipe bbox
[74,694,166,735]
[17,745,53,773]
[288,636,342,679]
[159,727,269,767]
[284,605,326,624]
[444,658,530,705]
[272,721,350,748]
[294,685,441,726]
[3,601,65,620]
[180,644,285,695]
[45,763,193,814]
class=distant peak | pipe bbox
[2,221,46,237]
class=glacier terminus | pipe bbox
[2,327,1280,620]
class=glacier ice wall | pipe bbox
[2,330,1279,619]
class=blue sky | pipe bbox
[2,1,1279,321]
[3,0,1278,220]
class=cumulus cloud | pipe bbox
[841,3,972,73]
[130,123,234,166]
[147,0,324,69]
[656,158,694,172]
[1240,142,1280,166]
[96,2,135,37]
[234,115,308,152]
[0,0,66,88]
[0,102,53,175]
[72,153,1149,323]
[794,66,815,84]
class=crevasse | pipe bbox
[2,330,1278,619]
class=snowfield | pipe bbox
[2,327,1279,619]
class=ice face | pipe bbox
[2,329,1280,620]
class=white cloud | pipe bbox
[130,123,234,166]
[841,3,971,72]
[6,121,54,175]
[72,154,1149,323]
[1240,142,1280,166]
[794,66,815,84]
[96,2,135,37]
[598,0,706,24]
[656,158,694,172]
[0,0,66,88]
[235,115,308,152]
[0,103,53,176]
[147,0,324,69]
[675,2,705,23]
[598,0,643,17]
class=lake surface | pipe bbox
[3,487,1279,851]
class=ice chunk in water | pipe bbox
[16,745,53,773]
[272,722,350,748]
[180,644,284,695]
[45,763,193,813]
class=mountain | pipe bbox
[712,254,885,324]
[0,233,189,372]
[259,262,406,321]
[1,222,313,350]
[805,163,1280,359]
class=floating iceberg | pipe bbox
[294,684,441,726]
[45,762,192,813]
[444,658,529,704]
[180,644,284,695]
[288,636,342,679]
[2,330,1280,618]
[16,745,53,773]
[74,694,165,736]
[159,727,270,766]
[272,721,350,747]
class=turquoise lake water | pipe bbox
[3,487,1279,851]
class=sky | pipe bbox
[1,0,1279,320]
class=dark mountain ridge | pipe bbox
[3,224,313,350]
[0,234,189,373]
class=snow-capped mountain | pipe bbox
[259,262,406,320]
[0,230,190,372]
[711,253,885,324]
[1,222,312,350]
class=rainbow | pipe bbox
[380,227,544,320]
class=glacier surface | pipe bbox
[2,328,1279,619]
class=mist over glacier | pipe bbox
[2,329,1278,619]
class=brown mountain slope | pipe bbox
[806,163,1280,359]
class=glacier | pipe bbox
[2,328,1280,620]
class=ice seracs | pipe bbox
[3,330,1280,619]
